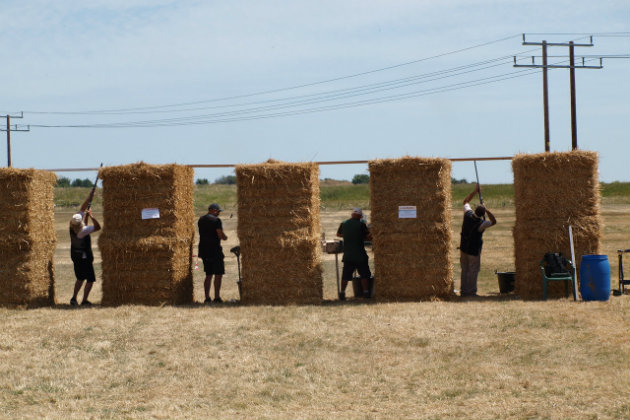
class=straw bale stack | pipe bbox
[512,151,601,299]
[0,168,57,307]
[369,157,452,300]
[98,163,194,305]
[236,161,322,305]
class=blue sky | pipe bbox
[1,1,628,184]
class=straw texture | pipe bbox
[369,157,453,300]
[0,168,57,307]
[236,161,322,305]
[98,163,194,305]
[512,151,602,299]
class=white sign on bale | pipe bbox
[398,205,417,219]
[141,208,160,220]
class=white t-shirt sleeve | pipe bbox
[77,225,95,239]
[478,220,493,232]
[464,203,472,213]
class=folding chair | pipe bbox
[540,253,575,300]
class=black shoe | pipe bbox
[81,300,92,306]
[70,298,78,306]
[338,292,346,301]
[204,298,212,304]
[214,297,223,303]
[363,291,371,299]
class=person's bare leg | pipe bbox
[82,282,93,303]
[204,275,212,301]
[72,280,84,301]
[214,275,222,301]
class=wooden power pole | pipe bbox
[514,34,602,152]
[0,113,30,167]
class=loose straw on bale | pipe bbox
[236,160,322,305]
[369,157,453,301]
[98,162,194,306]
[0,168,57,308]
[512,151,602,300]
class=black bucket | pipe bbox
[496,271,515,294]
[352,276,375,298]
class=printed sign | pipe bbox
[141,208,160,220]
[398,205,417,219]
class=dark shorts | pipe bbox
[73,259,96,283]
[342,261,371,281]
[202,254,225,275]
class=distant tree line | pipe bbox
[352,174,468,184]
[195,174,469,186]
[56,177,94,187]
[195,175,237,185]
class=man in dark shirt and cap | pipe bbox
[198,203,228,303]
[336,207,372,300]
[69,189,101,306]
[459,184,496,297]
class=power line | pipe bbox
[14,35,625,128]
[22,34,523,115]
[27,61,552,128]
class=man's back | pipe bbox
[338,218,369,263]
[198,214,222,256]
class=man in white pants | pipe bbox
[459,184,496,297]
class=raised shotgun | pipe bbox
[85,163,103,225]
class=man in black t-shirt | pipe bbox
[198,203,228,303]
[336,208,372,300]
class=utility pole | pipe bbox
[0,113,30,167]
[514,34,602,151]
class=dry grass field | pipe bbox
[0,196,628,419]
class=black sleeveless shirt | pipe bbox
[70,227,93,262]
[459,211,485,256]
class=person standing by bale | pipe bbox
[198,203,228,303]
[336,208,372,300]
[459,184,496,297]
[69,189,101,306]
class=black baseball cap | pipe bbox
[208,203,223,212]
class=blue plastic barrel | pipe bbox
[579,255,611,301]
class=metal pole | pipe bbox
[542,41,550,152]
[569,41,578,150]
[6,115,11,167]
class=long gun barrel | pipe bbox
[474,160,484,205]
[85,163,103,225]
[86,163,103,211]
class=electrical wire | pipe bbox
[28,59,555,128]
[23,34,523,115]
[14,33,625,128]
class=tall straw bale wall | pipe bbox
[369,157,452,300]
[98,163,194,305]
[236,161,322,305]
[512,151,601,299]
[0,168,57,307]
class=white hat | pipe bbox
[352,207,363,216]
[71,214,83,226]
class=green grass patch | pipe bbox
[53,182,629,210]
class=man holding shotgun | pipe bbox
[459,184,496,297]
[69,188,101,306]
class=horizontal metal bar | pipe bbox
[522,42,593,47]
[514,64,603,69]
[42,156,515,172]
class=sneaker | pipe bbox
[338,292,346,301]
[70,298,78,306]
[213,297,223,303]
[204,298,212,304]
[81,300,92,306]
